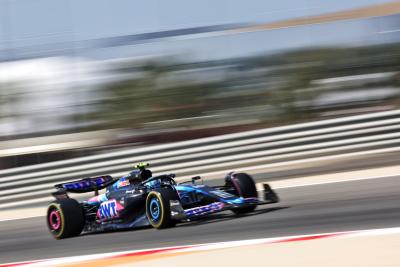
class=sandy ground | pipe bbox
[48,230,400,267]
[131,234,400,267]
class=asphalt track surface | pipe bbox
[1,175,400,263]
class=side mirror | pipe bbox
[191,176,201,183]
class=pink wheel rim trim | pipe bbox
[49,210,61,230]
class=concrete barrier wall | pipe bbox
[1,109,400,210]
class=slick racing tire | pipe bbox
[231,173,258,214]
[146,188,179,229]
[46,199,85,239]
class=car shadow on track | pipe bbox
[178,206,290,228]
[81,225,152,237]
[81,206,289,237]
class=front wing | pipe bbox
[171,183,279,220]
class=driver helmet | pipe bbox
[135,162,149,170]
[135,162,152,181]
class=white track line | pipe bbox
[0,214,44,222]
[269,168,400,189]
[270,174,400,189]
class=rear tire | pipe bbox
[46,199,85,239]
[231,173,257,214]
[146,188,179,229]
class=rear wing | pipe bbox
[54,175,116,196]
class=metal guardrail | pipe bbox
[1,109,400,210]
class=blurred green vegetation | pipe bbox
[95,60,222,128]
[78,43,400,130]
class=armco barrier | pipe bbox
[1,109,400,209]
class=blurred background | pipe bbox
[1,0,400,169]
[2,3,400,264]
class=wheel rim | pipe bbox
[48,208,61,234]
[149,197,161,222]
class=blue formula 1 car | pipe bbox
[46,163,279,239]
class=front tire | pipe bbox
[46,199,85,239]
[146,188,179,229]
[231,173,258,214]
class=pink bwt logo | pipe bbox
[98,200,118,219]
